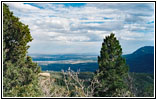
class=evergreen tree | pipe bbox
[94,33,132,97]
[3,4,42,97]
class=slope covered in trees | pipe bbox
[128,72,154,97]
[124,46,154,73]
[3,4,42,97]
[38,71,153,97]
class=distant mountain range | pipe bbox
[30,46,154,73]
[124,46,154,73]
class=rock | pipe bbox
[39,72,50,77]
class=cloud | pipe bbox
[5,2,154,54]
[6,3,39,12]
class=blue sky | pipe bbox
[24,3,86,8]
[6,2,155,55]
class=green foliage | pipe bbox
[94,33,131,97]
[42,71,153,97]
[128,73,154,97]
[3,4,42,97]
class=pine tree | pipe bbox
[3,4,42,97]
[94,33,131,97]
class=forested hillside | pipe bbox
[124,46,154,73]
[38,71,153,97]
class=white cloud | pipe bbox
[5,2,154,54]
[6,3,39,12]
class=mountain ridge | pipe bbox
[124,46,154,73]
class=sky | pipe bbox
[6,2,155,55]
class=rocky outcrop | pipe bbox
[39,72,50,77]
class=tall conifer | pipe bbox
[94,33,131,97]
[3,4,42,97]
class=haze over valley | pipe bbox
[30,46,154,73]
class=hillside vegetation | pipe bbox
[39,71,154,97]
[128,72,154,97]
[124,46,154,73]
